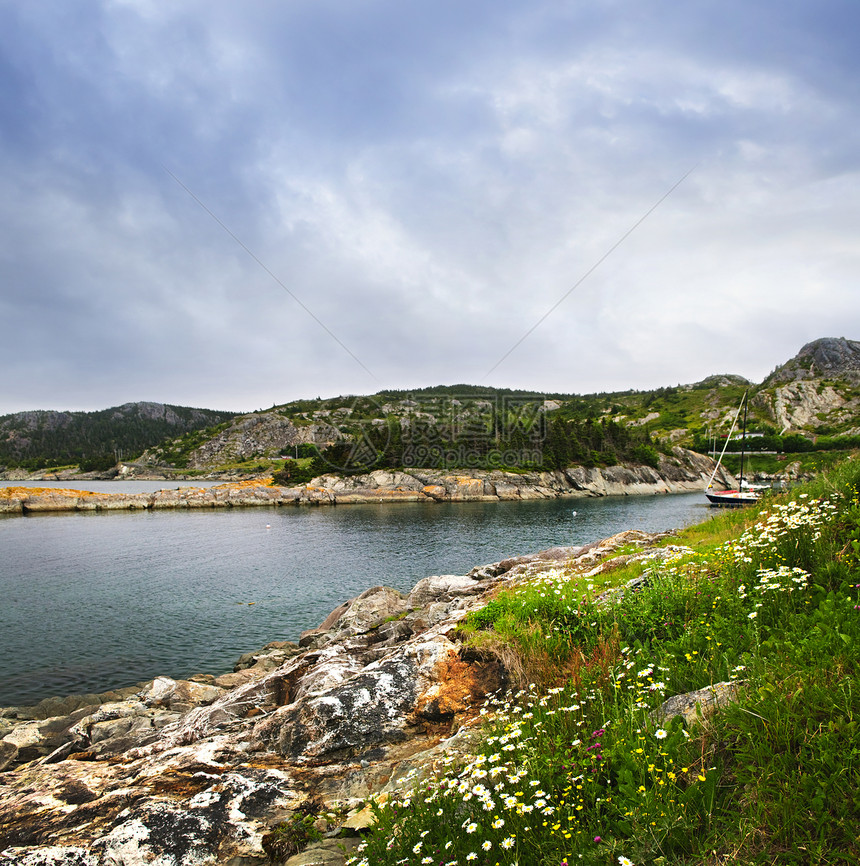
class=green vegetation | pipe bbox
[149,420,234,468]
[720,450,854,477]
[269,414,660,476]
[270,457,319,486]
[7,339,858,478]
[265,375,860,477]
[0,404,236,471]
[348,458,860,865]
[261,811,323,861]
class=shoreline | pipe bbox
[0,450,732,516]
[0,526,698,864]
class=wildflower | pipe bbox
[465,823,477,834]
[655,729,668,739]
[466,855,477,862]
[501,836,515,849]
[482,840,492,851]
[748,611,757,619]
[619,857,635,866]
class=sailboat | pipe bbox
[705,392,760,507]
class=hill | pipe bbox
[0,402,237,473]
[6,338,860,478]
[131,337,860,479]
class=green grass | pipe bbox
[720,450,853,477]
[348,457,860,866]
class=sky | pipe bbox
[1,0,859,415]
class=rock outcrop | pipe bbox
[768,380,854,433]
[765,337,860,385]
[180,415,341,471]
[0,531,684,865]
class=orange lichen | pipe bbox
[212,478,274,490]
[417,653,505,721]
[0,486,101,499]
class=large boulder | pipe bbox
[137,677,225,713]
[299,586,408,647]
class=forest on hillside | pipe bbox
[0,405,236,471]
[273,414,661,484]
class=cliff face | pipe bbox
[766,380,857,433]
[0,531,686,866]
[183,415,340,470]
[750,337,860,434]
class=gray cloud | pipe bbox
[1,0,859,413]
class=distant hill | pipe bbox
[0,402,237,472]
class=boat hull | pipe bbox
[706,489,758,507]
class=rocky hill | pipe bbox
[130,338,860,477]
[6,339,860,480]
[763,336,860,384]
[0,403,236,475]
[748,337,860,435]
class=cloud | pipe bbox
[1,0,859,413]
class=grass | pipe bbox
[720,450,853,477]
[347,456,860,866]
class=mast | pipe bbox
[738,392,748,490]
[705,392,745,491]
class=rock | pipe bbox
[137,677,225,712]
[403,602,454,635]
[0,532,686,864]
[283,838,360,866]
[653,681,742,726]
[23,688,140,721]
[0,846,99,865]
[233,642,303,673]
[299,586,408,649]
[341,801,378,831]
[407,574,484,608]
[0,739,18,771]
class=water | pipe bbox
[0,492,712,707]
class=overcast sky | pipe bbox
[1,0,858,414]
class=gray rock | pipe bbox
[407,574,484,608]
[653,681,742,726]
[0,738,18,771]
[283,838,360,866]
[137,677,225,712]
[234,641,302,672]
[0,846,99,865]
[300,586,408,649]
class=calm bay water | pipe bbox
[0,490,712,707]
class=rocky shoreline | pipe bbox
[0,448,732,516]
[0,529,741,866]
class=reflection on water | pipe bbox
[0,493,712,706]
